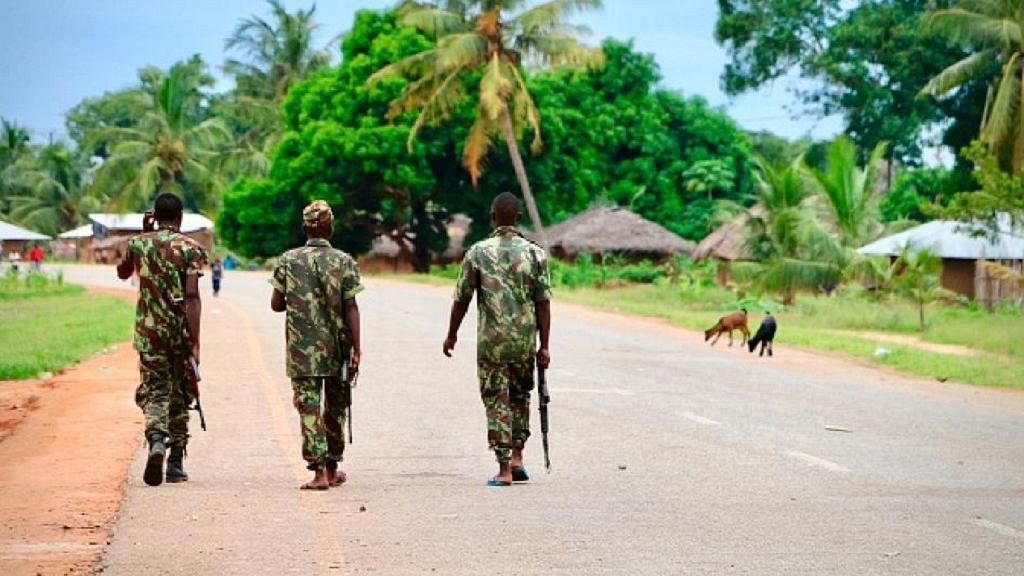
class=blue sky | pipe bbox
[0,0,841,142]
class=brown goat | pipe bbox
[704,309,749,347]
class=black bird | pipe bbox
[747,313,777,357]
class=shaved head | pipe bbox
[490,192,521,227]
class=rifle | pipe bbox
[538,364,551,473]
[183,353,207,431]
[340,346,354,444]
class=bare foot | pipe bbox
[300,469,330,490]
[328,469,347,487]
[510,447,524,470]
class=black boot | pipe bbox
[166,446,189,483]
[144,434,166,486]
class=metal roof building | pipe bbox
[857,219,1024,260]
[0,220,51,241]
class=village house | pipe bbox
[0,220,51,262]
[56,213,215,264]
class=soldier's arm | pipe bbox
[184,273,202,362]
[536,300,551,369]
[444,255,476,358]
[344,296,361,368]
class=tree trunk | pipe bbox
[499,108,546,246]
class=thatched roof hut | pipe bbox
[543,206,694,261]
[692,207,762,263]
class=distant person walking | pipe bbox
[116,193,209,486]
[443,192,552,486]
[270,200,363,490]
[211,258,223,296]
[28,244,43,272]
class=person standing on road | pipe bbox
[116,193,208,486]
[443,192,552,487]
[270,200,363,490]
[211,258,223,297]
[28,244,44,272]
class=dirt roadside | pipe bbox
[0,287,140,576]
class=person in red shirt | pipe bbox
[28,244,44,272]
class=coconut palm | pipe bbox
[1,118,30,170]
[224,0,332,101]
[893,244,953,330]
[90,63,232,212]
[369,0,605,240]
[725,157,846,305]
[221,1,334,177]
[806,136,887,249]
[920,0,1024,169]
[6,142,103,235]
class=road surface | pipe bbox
[56,264,1024,575]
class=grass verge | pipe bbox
[0,285,134,380]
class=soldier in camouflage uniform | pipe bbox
[444,192,552,486]
[271,200,363,490]
[116,193,209,486]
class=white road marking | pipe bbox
[971,518,1024,541]
[680,411,720,426]
[786,450,850,473]
[557,387,636,397]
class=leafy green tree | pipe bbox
[716,0,986,164]
[66,89,152,160]
[90,57,232,212]
[806,136,887,248]
[219,10,456,263]
[1,118,32,217]
[921,0,1024,170]
[518,39,754,242]
[5,142,102,235]
[932,141,1024,231]
[369,0,605,239]
[880,167,953,223]
[684,159,736,202]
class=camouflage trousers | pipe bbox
[291,377,349,471]
[478,360,534,463]
[136,353,190,448]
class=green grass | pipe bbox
[381,270,1023,390]
[0,287,134,380]
[554,283,1024,389]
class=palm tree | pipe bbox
[221,1,334,176]
[90,63,232,212]
[726,157,846,305]
[1,118,30,170]
[920,1,1024,169]
[369,0,605,240]
[893,245,952,330]
[6,142,103,235]
[806,136,887,249]
[224,0,332,101]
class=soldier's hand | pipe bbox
[443,336,457,357]
[537,347,551,370]
[350,349,361,373]
[142,210,157,232]
[191,343,201,364]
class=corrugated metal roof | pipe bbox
[58,224,94,239]
[0,220,51,241]
[857,218,1024,260]
[88,213,214,233]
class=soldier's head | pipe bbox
[490,192,521,228]
[302,200,334,239]
[153,193,183,229]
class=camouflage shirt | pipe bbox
[128,229,209,357]
[455,226,552,364]
[270,238,364,378]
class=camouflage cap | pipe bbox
[303,200,334,226]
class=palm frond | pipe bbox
[400,7,470,36]
[479,54,514,121]
[919,49,996,97]
[462,113,497,186]
[983,51,1021,143]
[927,8,1022,48]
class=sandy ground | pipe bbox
[0,343,140,576]
[2,265,1023,575]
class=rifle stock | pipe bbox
[184,354,206,431]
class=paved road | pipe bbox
[57,264,1024,575]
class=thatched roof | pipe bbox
[692,206,763,262]
[543,206,694,257]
